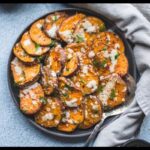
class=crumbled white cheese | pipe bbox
[92,105,99,111]
[114,43,120,49]
[98,76,117,105]
[36,23,42,29]
[50,71,57,77]
[35,47,42,54]
[82,65,89,74]
[65,98,78,107]
[42,113,54,121]
[29,91,37,99]
[86,80,98,92]
[82,20,97,33]
[32,100,37,105]
[47,24,58,38]
[23,39,31,46]
[67,53,73,59]
[54,120,59,125]
[109,49,118,72]
[106,34,111,42]
[88,51,95,58]
[65,111,70,118]
[22,83,39,95]
[81,47,86,53]
[14,66,23,75]
[59,30,73,43]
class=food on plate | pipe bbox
[21,32,50,56]
[13,43,37,65]
[19,82,44,114]
[74,16,106,46]
[45,45,65,75]
[11,57,40,87]
[58,77,83,108]
[57,107,84,132]
[97,73,127,110]
[35,97,62,127]
[41,66,58,95]
[29,19,51,46]
[62,48,79,77]
[10,11,131,133]
[79,95,102,129]
[44,12,68,40]
[58,13,86,43]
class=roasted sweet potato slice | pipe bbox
[93,31,125,52]
[41,66,58,95]
[62,49,79,77]
[35,97,62,128]
[45,46,65,74]
[79,95,102,129]
[57,107,84,132]
[11,57,40,87]
[97,74,127,110]
[20,82,44,115]
[58,13,86,43]
[92,49,128,77]
[74,16,106,46]
[13,43,37,65]
[58,77,83,108]
[29,19,51,46]
[44,12,68,40]
[21,32,50,56]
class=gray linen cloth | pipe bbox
[70,4,150,147]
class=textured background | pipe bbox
[0,3,150,147]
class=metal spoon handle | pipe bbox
[83,117,105,147]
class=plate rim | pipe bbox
[7,7,138,138]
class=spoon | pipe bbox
[83,74,136,147]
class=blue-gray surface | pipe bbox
[1,3,150,147]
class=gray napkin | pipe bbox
[70,3,150,146]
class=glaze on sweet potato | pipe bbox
[58,13,86,43]
[13,43,37,65]
[58,77,83,108]
[97,74,127,110]
[21,32,50,56]
[57,107,84,132]
[35,97,62,128]
[79,95,102,129]
[20,82,44,115]
[44,12,68,40]
[29,19,51,46]
[41,66,58,95]
[11,57,40,87]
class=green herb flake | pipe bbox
[66,68,70,72]
[35,43,40,51]
[64,84,73,91]
[52,15,58,21]
[75,34,84,43]
[37,56,44,62]
[93,109,99,114]
[99,25,106,32]
[115,53,119,60]
[97,85,104,93]
[92,59,101,68]
[40,97,47,105]
[49,40,56,48]
[62,93,69,98]
[100,60,107,68]
[102,46,107,51]
[109,89,116,100]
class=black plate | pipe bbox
[7,7,137,138]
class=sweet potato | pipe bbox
[29,19,51,46]
[79,95,102,129]
[35,97,62,128]
[20,82,44,115]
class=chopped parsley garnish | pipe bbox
[79,79,86,84]
[93,59,107,68]
[40,97,47,105]
[97,85,104,93]
[109,89,116,100]
[66,68,70,72]
[35,43,40,51]
[64,84,73,91]
[52,15,58,21]
[37,56,44,62]
[115,53,119,59]
[99,25,106,32]
[75,34,84,43]
[93,109,99,114]
[62,93,69,98]
[49,40,56,48]
[102,47,107,51]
